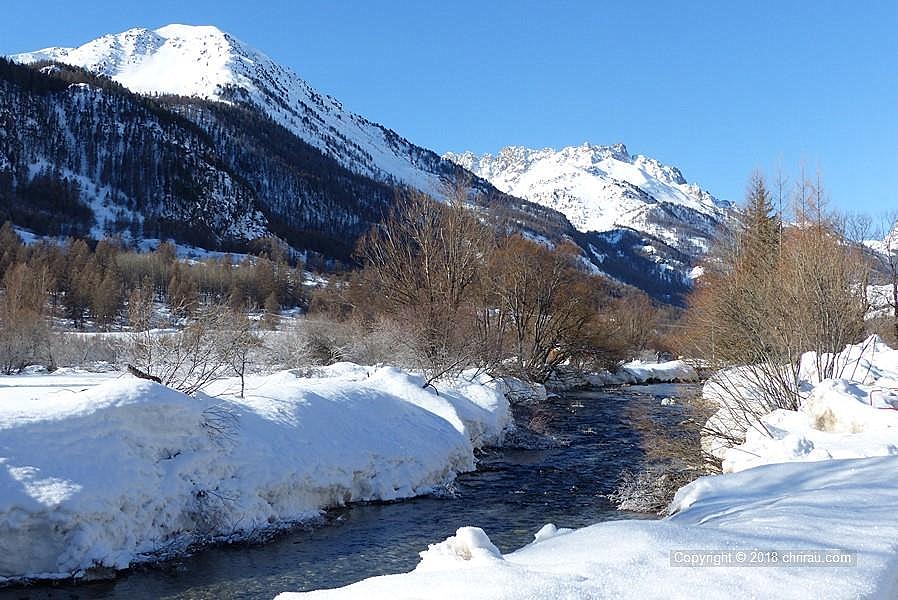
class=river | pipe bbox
[3,383,700,600]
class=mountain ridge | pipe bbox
[12,24,459,195]
[6,24,733,303]
[445,142,732,256]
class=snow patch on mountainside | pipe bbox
[446,143,732,254]
[12,25,450,195]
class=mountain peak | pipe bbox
[10,24,454,194]
[445,142,729,251]
[154,24,228,39]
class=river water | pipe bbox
[4,383,700,600]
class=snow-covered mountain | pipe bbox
[446,143,733,255]
[12,24,452,194]
[6,25,731,303]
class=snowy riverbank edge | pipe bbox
[0,364,519,583]
[280,341,898,599]
[545,359,700,392]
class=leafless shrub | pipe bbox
[48,333,123,368]
[609,467,699,514]
[125,304,261,394]
[680,172,869,438]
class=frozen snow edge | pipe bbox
[277,455,898,599]
[0,365,516,583]
[545,360,700,392]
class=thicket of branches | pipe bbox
[0,223,303,373]
[679,172,870,436]
[0,188,672,387]
[316,186,666,385]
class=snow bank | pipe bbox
[275,339,898,598]
[0,365,513,581]
[702,336,898,471]
[279,456,898,599]
[587,360,698,387]
[722,375,898,473]
[621,359,698,383]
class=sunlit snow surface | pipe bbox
[278,456,898,600]
[0,365,513,581]
[280,340,898,599]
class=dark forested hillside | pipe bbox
[0,58,700,303]
[0,58,265,248]
[0,59,575,260]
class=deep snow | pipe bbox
[278,456,898,600]
[0,365,513,582]
[279,340,898,599]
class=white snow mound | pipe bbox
[0,366,513,581]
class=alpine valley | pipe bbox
[4,24,734,303]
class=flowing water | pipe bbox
[4,383,700,600]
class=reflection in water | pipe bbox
[5,384,699,600]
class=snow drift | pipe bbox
[0,365,512,581]
[711,336,898,473]
[278,456,898,599]
[278,338,898,598]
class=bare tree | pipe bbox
[682,171,870,442]
[355,183,493,384]
[126,303,261,394]
[483,236,621,381]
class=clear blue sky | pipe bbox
[3,1,896,214]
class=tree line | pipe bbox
[0,223,304,372]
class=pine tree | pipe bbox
[737,172,780,279]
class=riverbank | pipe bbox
[546,359,700,392]
[7,384,699,598]
[281,339,898,599]
[279,455,898,600]
[0,364,514,584]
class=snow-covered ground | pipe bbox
[279,456,898,600]
[713,336,898,473]
[546,360,698,392]
[279,340,898,599]
[0,364,513,582]
[590,359,699,386]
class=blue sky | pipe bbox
[3,1,896,215]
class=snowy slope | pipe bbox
[12,25,453,195]
[446,143,732,254]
